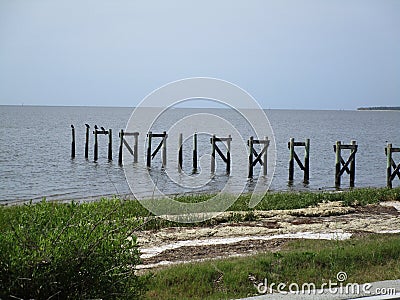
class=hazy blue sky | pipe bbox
[0,0,399,109]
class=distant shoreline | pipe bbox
[357,106,400,111]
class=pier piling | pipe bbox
[147,132,152,168]
[71,125,75,158]
[71,125,400,191]
[210,135,232,174]
[178,133,183,172]
[85,124,90,159]
[334,140,358,187]
[385,143,400,188]
[193,133,198,172]
[94,126,98,161]
[119,129,124,165]
[93,126,109,162]
[108,129,112,160]
[247,136,270,178]
[288,138,310,183]
[248,136,254,178]
[146,131,168,169]
[162,131,167,168]
[118,130,139,165]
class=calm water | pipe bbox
[0,105,399,204]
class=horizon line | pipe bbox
[0,103,360,111]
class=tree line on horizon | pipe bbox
[357,106,400,111]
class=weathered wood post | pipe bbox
[147,132,152,168]
[94,127,98,161]
[304,138,310,182]
[263,136,269,176]
[386,143,400,188]
[85,124,90,159]
[178,133,183,172]
[288,138,295,181]
[226,134,231,174]
[133,133,138,163]
[193,133,198,171]
[118,129,124,165]
[350,140,356,187]
[387,143,393,188]
[108,129,112,160]
[248,136,254,178]
[71,125,75,158]
[119,131,139,165]
[210,135,231,174]
[248,136,270,178]
[146,131,167,169]
[162,131,167,168]
[287,138,310,183]
[334,141,358,187]
[211,135,216,174]
[133,132,139,163]
[335,141,341,187]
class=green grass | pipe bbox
[0,187,399,298]
[171,187,400,211]
[0,198,146,299]
[145,234,400,300]
[1,187,399,232]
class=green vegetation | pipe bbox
[0,199,146,299]
[146,234,400,299]
[0,187,399,299]
[357,106,400,111]
[174,187,400,212]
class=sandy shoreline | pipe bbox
[135,201,400,271]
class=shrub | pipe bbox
[0,199,146,299]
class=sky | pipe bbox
[0,0,399,110]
